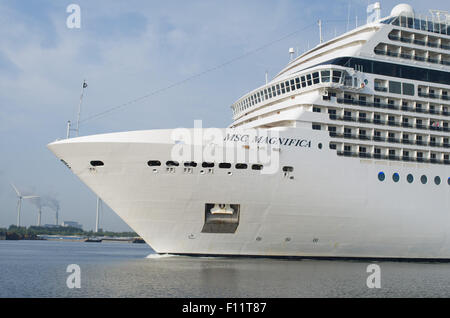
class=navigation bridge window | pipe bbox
[232,68,345,117]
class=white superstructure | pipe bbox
[49,4,450,259]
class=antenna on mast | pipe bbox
[67,80,88,139]
[318,20,323,43]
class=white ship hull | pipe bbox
[48,127,450,259]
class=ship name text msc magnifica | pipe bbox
[223,134,312,148]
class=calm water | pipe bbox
[0,240,449,297]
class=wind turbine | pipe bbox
[11,184,39,227]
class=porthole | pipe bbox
[407,174,414,183]
[147,160,161,166]
[166,161,179,167]
[236,163,248,169]
[318,143,323,149]
[282,166,294,172]
[219,163,231,169]
[434,176,441,185]
[202,162,214,168]
[378,172,385,182]
[90,160,104,167]
[392,173,400,182]
[421,175,427,184]
[448,177,450,186]
[252,164,263,170]
[184,161,197,167]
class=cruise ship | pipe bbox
[49,4,450,259]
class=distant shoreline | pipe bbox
[0,225,143,243]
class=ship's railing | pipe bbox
[385,14,450,36]
[328,114,450,135]
[336,150,450,165]
[329,131,450,148]
[388,33,450,50]
[373,47,450,66]
[335,98,450,117]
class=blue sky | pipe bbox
[0,0,446,231]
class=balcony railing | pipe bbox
[336,98,450,116]
[329,131,449,148]
[336,150,449,165]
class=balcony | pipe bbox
[386,51,399,57]
[387,120,400,127]
[388,137,400,143]
[400,53,412,59]
[400,37,412,43]
[358,135,371,141]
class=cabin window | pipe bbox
[251,164,263,170]
[90,161,104,167]
[219,163,231,169]
[147,160,161,166]
[235,163,248,169]
[402,83,414,96]
[184,161,197,167]
[434,176,441,185]
[332,70,342,83]
[378,172,385,181]
[421,175,427,184]
[202,162,214,168]
[312,72,320,84]
[285,81,290,92]
[389,81,401,94]
[407,174,414,183]
[321,70,330,82]
[166,161,179,167]
[290,79,296,90]
[300,76,306,88]
[392,173,400,182]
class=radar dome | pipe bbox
[390,4,415,17]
